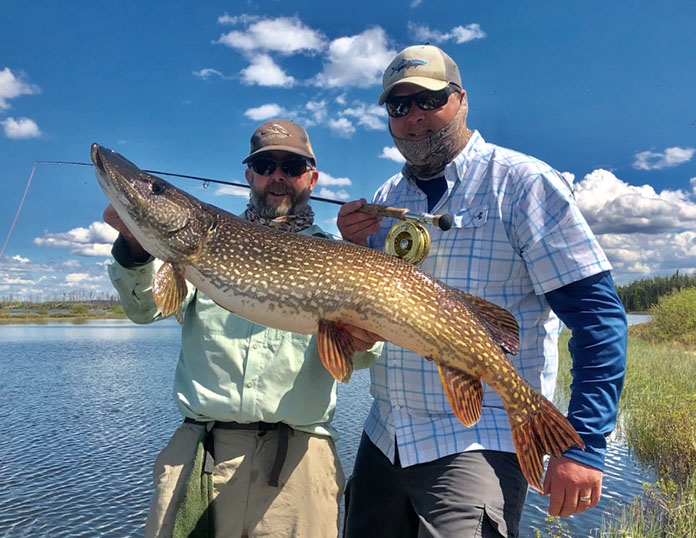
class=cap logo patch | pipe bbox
[261,123,291,140]
[390,58,428,76]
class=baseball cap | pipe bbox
[378,45,462,105]
[242,120,316,165]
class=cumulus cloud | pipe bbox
[633,147,695,170]
[408,23,487,45]
[215,16,326,55]
[379,146,406,163]
[569,169,696,284]
[573,169,696,235]
[328,117,356,138]
[0,67,41,109]
[315,187,350,201]
[244,103,286,121]
[1,116,41,139]
[240,54,295,87]
[318,171,352,187]
[33,222,118,256]
[311,27,395,89]
[340,103,387,131]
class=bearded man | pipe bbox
[104,120,380,538]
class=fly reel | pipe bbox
[385,220,431,266]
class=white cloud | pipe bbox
[318,171,352,187]
[240,54,295,87]
[316,187,350,201]
[1,117,41,139]
[0,67,41,109]
[408,23,486,45]
[312,27,395,89]
[328,117,356,138]
[379,146,406,163]
[574,169,696,235]
[340,103,387,131]
[192,68,226,80]
[216,16,326,55]
[244,103,286,121]
[32,222,118,256]
[633,146,695,170]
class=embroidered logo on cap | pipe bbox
[390,58,428,76]
[261,124,291,140]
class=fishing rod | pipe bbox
[32,160,454,231]
[3,160,453,266]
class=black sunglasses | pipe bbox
[385,86,458,118]
[248,158,311,178]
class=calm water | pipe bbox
[0,316,652,537]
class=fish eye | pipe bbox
[151,181,167,194]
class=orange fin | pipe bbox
[317,320,355,383]
[437,364,483,427]
[510,394,585,493]
[153,262,187,324]
[450,288,519,355]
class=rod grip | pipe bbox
[358,203,408,220]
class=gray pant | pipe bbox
[343,432,528,538]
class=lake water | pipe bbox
[0,316,652,537]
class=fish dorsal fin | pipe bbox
[317,320,355,383]
[153,262,188,324]
[437,364,483,427]
[450,288,520,356]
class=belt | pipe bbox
[183,418,291,487]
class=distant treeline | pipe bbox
[616,270,696,312]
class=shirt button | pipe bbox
[246,381,253,388]
[390,360,397,366]
[394,405,401,410]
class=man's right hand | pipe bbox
[103,205,151,262]
[336,199,382,246]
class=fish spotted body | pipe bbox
[92,143,584,492]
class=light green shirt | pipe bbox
[108,224,381,440]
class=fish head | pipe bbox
[91,143,217,261]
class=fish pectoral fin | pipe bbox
[437,364,483,427]
[451,288,520,356]
[317,320,355,384]
[152,262,188,325]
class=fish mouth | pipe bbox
[90,143,107,173]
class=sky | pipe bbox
[1,0,695,301]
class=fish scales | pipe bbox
[92,143,584,492]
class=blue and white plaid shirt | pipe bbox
[364,131,612,467]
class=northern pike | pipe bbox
[92,143,584,492]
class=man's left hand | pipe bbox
[542,456,602,517]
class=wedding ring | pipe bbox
[579,495,592,502]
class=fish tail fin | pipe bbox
[509,395,585,493]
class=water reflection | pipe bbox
[0,317,650,537]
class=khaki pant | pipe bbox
[145,422,345,538]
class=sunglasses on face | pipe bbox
[385,86,458,118]
[248,158,311,178]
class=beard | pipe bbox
[250,181,312,218]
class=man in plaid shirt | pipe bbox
[338,44,627,538]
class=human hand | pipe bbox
[337,199,382,246]
[342,324,383,352]
[542,456,602,518]
[103,205,150,261]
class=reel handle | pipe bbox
[359,203,453,231]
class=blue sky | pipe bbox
[1,0,695,300]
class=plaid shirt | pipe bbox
[364,131,612,467]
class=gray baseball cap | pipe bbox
[242,120,316,165]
